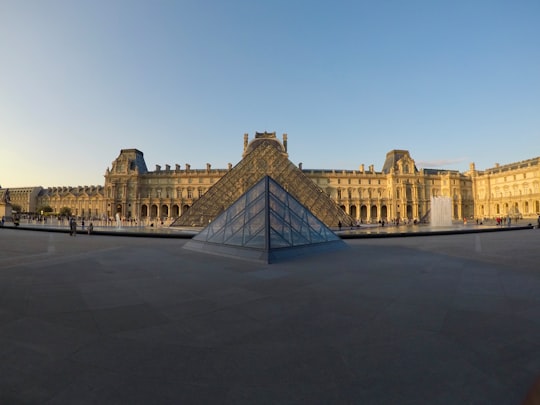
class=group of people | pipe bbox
[495,216,513,226]
[69,217,93,236]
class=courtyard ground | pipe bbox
[1,226,540,404]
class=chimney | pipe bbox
[243,133,249,153]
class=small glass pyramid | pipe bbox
[184,176,346,263]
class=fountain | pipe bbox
[430,196,452,227]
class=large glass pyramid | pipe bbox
[183,176,347,263]
[170,138,354,228]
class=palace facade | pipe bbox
[2,132,540,223]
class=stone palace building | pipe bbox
[2,132,539,224]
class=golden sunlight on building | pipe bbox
[2,132,539,225]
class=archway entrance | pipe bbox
[370,205,378,222]
[182,205,190,215]
[360,205,367,222]
[161,205,169,218]
[381,205,388,221]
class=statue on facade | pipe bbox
[0,188,13,225]
[2,188,10,204]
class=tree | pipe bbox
[11,204,22,213]
[38,205,53,214]
[59,207,72,217]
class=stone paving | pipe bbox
[1,226,540,404]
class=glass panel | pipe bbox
[270,228,290,248]
[222,213,246,245]
[244,233,266,248]
[207,227,226,244]
[209,213,227,230]
[245,195,265,219]
[270,211,292,246]
[289,211,306,235]
[246,180,264,205]
[269,194,287,219]
[243,210,265,246]
[227,198,246,223]
[290,228,310,246]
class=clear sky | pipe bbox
[1,0,539,188]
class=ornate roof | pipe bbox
[108,149,148,175]
[243,131,287,158]
[381,149,418,174]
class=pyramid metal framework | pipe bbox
[183,176,347,263]
[171,139,354,228]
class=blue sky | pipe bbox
[1,0,539,188]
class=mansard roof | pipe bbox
[482,156,540,174]
[39,185,104,198]
[381,149,418,174]
[108,149,148,175]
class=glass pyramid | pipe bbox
[184,176,346,263]
[170,139,354,228]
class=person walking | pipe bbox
[69,217,77,236]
